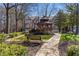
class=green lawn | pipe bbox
[8,35,52,43]
[8,32,23,38]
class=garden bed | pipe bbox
[59,33,79,56]
[67,45,79,56]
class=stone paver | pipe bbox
[35,33,61,56]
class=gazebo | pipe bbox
[36,17,53,33]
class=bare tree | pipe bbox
[3,3,15,33]
[33,3,57,17]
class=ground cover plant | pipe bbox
[60,33,79,56]
[67,45,79,56]
[0,43,27,56]
[60,33,79,42]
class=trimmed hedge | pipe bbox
[0,43,27,56]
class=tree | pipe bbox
[3,3,15,33]
[66,3,79,34]
[55,10,70,33]
[27,3,57,30]
[15,3,32,32]
[15,3,18,32]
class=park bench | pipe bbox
[25,34,42,43]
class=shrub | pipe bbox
[67,45,79,56]
[75,35,79,42]
[0,34,7,43]
[0,43,27,56]
[60,34,75,41]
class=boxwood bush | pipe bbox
[0,43,27,56]
[67,45,79,56]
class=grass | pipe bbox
[7,34,52,43]
[3,31,52,43]
[8,32,23,38]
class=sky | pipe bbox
[29,3,66,16]
[0,3,66,16]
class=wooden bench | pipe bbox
[26,34,42,43]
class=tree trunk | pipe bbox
[76,4,79,34]
[58,26,61,33]
[15,4,18,32]
[5,8,9,34]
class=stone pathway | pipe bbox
[35,33,61,56]
[6,35,24,41]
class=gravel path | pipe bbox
[35,33,61,56]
